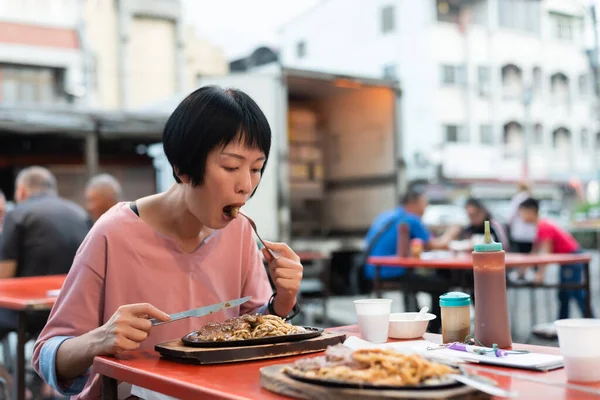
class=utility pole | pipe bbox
[522,85,532,181]
[588,1,600,196]
[521,85,533,181]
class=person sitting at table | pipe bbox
[362,189,457,333]
[32,86,304,399]
[508,181,536,254]
[0,167,90,330]
[519,197,592,319]
[457,197,510,250]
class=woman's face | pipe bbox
[465,205,485,226]
[182,139,266,229]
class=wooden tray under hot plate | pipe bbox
[260,363,492,400]
[155,331,346,365]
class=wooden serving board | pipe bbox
[155,331,346,365]
[260,364,491,400]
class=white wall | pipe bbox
[280,0,400,77]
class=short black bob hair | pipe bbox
[162,86,272,186]
[465,197,486,211]
[518,197,540,213]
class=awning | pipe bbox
[0,105,170,139]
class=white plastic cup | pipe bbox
[354,298,392,343]
[555,319,600,382]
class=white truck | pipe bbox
[149,66,403,253]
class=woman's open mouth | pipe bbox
[223,205,241,219]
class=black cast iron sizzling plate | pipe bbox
[283,367,463,391]
[181,326,324,348]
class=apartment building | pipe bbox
[279,0,599,186]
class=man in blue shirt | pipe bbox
[363,189,455,332]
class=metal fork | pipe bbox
[239,212,278,292]
[239,212,277,260]
[240,212,306,321]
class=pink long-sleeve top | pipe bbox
[32,202,272,399]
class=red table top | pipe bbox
[93,325,600,400]
[296,251,327,262]
[367,253,592,269]
[0,275,65,310]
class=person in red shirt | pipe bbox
[519,197,590,319]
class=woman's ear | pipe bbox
[174,167,191,184]
[178,174,191,184]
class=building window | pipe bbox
[478,66,490,96]
[551,72,570,104]
[296,41,306,58]
[480,125,493,145]
[382,64,397,80]
[550,13,576,41]
[437,0,460,23]
[532,67,542,95]
[498,0,540,33]
[579,74,588,97]
[441,65,465,85]
[553,127,571,151]
[503,121,523,158]
[472,0,488,25]
[533,123,543,145]
[502,64,523,100]
[445,125,467,143]
[581,128,589,148]
[1,64,65,105]
[381,5,395,34]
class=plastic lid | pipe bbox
[473,220,503,252]
[439,291,471,307]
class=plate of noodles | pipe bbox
[282,345,461,390]
[182,313,323,347]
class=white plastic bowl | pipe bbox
[388,312,437,339]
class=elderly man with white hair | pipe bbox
[84,173,122,223]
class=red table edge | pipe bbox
[297,252,328,261]
[0,275,65,310]
[95,359,249,400]
[0,274,66,285]
[0,299,56,311]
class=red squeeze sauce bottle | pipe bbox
[397,222,409,257]
[472,221,512,348]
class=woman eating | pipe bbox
[32,86,304,398]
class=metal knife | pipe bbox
[449,373,518,398]
[150,296,252,326]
